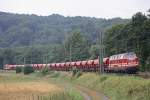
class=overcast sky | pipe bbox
[0,0,149,18]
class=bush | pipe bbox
[16,67,22,73]
[40,66,49,76]
[72,68,82,77]
[76,70,83,78]
[72,68,78,76]
[23,65,34,75]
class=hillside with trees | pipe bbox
[0,10,149,72]
[0,12,128,47]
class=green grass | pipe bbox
[32,89,83,100]
[2,70,150,100]
[47,72,150,100]
[73,73,150,100]
[34,71,83,100]
[0,71,83,100]
[0,71,39,83]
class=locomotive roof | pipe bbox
[109,52,136,60]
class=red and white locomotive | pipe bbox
[4,52,139,73]
[104,52,139,73]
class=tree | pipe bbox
[147,9,150,17]
[104,11,150,71]
[64,31,90,61]
[49,45,66,62]
[0,49,4,69]
[129,12,149,70]
[0,12,128,48]
[89,44,100,59]
[104,24,127,56]
[3,48,16,65]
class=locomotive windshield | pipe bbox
[126,52,137,60]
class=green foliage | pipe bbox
[23,65,34,75]
[64,31,90,61]
[0,12,128,67]
[15,67,22,73]
[89,44,99,59]
[0,10,149,72]
[0,72,38,83]
[35,90,83,100]
[40,66,49,76]
[104,11,150,71]
[72,68,82,77]
[50,72,60,78]
[72,73,150,100]
[44,72,150,100]
[76,70,83,78]
[72,68,78,76]
[0,12,128,48]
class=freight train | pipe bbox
[4,52,139,73]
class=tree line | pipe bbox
[0,30,100,69]
[0,12,128,47]
[105,10,150,71]
[0,10,149,71]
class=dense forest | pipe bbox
[0,12,128,47]
[105,10,150,71]
[0,10,150,71]
[0,12,128,68]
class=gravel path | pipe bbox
[52,80,109,100]
[76,85,109,100]
[79,89,92,100]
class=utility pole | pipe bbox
[99,31,104,74]
[23,57,26,66]
[46,56,48,64]
[69,44,72,62]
